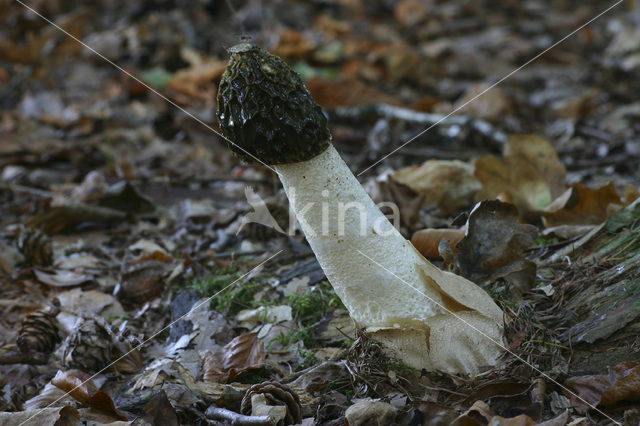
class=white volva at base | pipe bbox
[276,145,504,374]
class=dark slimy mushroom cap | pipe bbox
[217,42,331,165]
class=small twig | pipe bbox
[0,300,42,308]
[191,175,275,185]
[331,103,507,148]
[522,340,569,350]
[206,250,266,259]
[205,406,275,425]
[0,350,48,365]
[0,183,54,198]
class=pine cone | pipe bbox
[62,317,142,374]
[17,228,53,267]
[16,300,61,354]
[241,382,302,425]
[62,318,113,373]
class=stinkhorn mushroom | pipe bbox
[217,42,504,374]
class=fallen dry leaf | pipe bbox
[200,332,265,383]
[487,414,537,426]
[563,361,640,414]
[461,380,544,422]
[475,135,567,219]
[388,179,424,228]
[411,228,465,259]
[0,406,79,426]
[306,77,402,109]
[413,401,458,425]
[143,390,179,426]
[26,203,127,234]
[392,159,481,214]
[272,28,316,60]
[541,224,596,240]
[452,400,492,425]
[394,0,428,27]
[451,200,538,286]
[118,260,170,305]
[623,184,640,205]
[51,369,130,421]
[34,269,93,287]
[167,58,226,100]
[453,83,511,122]
[542,182,623,227]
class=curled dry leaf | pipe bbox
[563,361,640,414]
[51,369,130,421]
[474,134,566,219]
[411,228,465,259]
[34,269,93,287]
[451,200,538,288]
[392,159,481,214]
[200,332,265,383]
[542,182,623,227]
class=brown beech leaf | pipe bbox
[542,182,623,227]
[453,83,511,122]
[167,58,226,100]
[563,361,640,414]
[143,390,179,426]
[306,77,402,109]
[475,135,566,219]
[201,333,265,384]
[623,184,640,205]
[451,400,492,425]
[118,260,170,305]
[462,380,543,422]
[392,160,481,214]
[51,370,130,421]
[388,180,424,228]
[394,0,428,27]
[452,200,538,285]
[411,228,465,259]
[272,28,316,60]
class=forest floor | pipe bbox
[1,0,640,425]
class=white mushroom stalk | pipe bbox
[217,42,504,374]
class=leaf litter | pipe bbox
[1,0,640,425]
